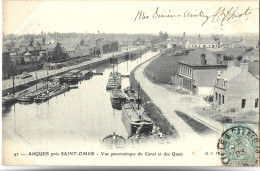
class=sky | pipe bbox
[2,0,259,35]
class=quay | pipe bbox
[2,47,146,96]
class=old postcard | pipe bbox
[1,0,259,167]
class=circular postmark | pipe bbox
[217,126,259,166]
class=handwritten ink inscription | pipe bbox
[134,7,257,26]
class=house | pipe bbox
[10,52,24,67]
[171,48,227,95]
[213,63,259,111]
[2,50,11,79]
[220,37,242,48]
[24,51,33,63]
[185,38,218,49]
[109,41,119,53]
[64,45,90,58]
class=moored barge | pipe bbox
[121,102,153,136]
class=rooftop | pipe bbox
[180,48,224,66]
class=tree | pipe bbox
[52,43,63,61]
[80,38,85,46]
[42,37,46,45]
[29,37,34,46]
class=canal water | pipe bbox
[2,51,158,151]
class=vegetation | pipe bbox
[151,31,168,44]
[129,58,179,138]
[144,53,184,84]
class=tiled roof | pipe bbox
[180,48,221,66]
[220,66,242,80]
[213,48,246,58]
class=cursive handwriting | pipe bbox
[134,6,256,27]
[202,6,254,26]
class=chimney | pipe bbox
[240,63,248,72]
[227,60,235,68]
[201,54,206,65]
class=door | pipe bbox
[242,99,246,109]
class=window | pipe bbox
[242,99,246,109]
[255,98,259,108]
[222,95,224,104]
[215,92,218,101]
[219,94,221,105]
[223,81,226,87]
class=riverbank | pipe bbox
[144,52,258,125]
[144,53,186,84]
[129,51,179,139]
[2,47,148,96]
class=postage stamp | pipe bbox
[217,123,259,166]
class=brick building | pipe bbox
[171,48,227,95]
[213,63,259,111]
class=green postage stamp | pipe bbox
[217,123,259,166]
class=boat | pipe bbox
[102,132,126,149]
[17,95,35,102]
[34,85,69,102]
[106,72,121,90]
[110,89,127,110]
[78,70,93,80]
[121,101,153,136]
[123,86,141,103]
[106,49,122,90]
[61,69,81,84]
[2,95,17,105]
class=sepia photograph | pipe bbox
[1,0,259,168]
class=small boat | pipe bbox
[123,86,141,103]
[34,85,69,102]
[62,73,79,84]
[2,95,17,105]
[102,132,126,149]
[61,69,81,84]
[78,70,93,80]
[110,89,127,110]
[17,95,34,102]
[121,101,153,136]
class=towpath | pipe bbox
[133,53,222,140]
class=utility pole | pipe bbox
[12,63,15,96]
[47,64,49,94]
[35,61,38,91]
[137,82,140,110]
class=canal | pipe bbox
[2,50,159,152]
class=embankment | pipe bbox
[129,52,178,138]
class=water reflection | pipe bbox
[2,51,157,146]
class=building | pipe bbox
[2,50,11,79]
[185,38,218,49]
[220,37,242,48]
[64,45,90,58]
[171,48,227,95]
[213,63,259,111]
